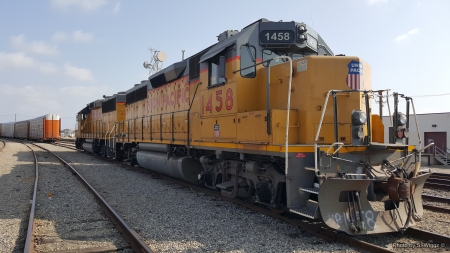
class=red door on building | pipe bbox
[424,132,447,154]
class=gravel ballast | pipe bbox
[0,140,35,252]
[0,139,131,252]
[28,143,130,252]
[39,143,358,253]
[40,143,450,252]
[4,140,450,252]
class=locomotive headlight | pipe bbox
[352,110,367,125]
[297,25,307,43]
[397,112,407,126]
[298,34,306,42]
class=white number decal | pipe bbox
[277,33,283,40]
[271,33,277,40]
[264,32,290,41]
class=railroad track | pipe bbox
[52,141,77,151]
[20,141,154,253]
[59,138,76,143]
[44,142,450,251]
[130,163,450,252]
[126,163,449,253]
[44,143,394,252]
[0,139,5,151]
[404,228,450,247]
[160,170,450,252]
[425,172,450,190]
[423,172,450,214]
[161,174,398,252]
[422,194,450,214]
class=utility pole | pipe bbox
[378,91,383,118]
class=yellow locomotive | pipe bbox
[76,18,431,234]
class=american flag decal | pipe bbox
[346,60,363,90]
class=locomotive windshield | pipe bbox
[262,49,307,67]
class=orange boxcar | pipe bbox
[29,114,61,141]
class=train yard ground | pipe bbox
[1,138,450,252]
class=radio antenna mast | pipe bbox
[143,48,166,76]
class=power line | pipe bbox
[410,93,450,98]
[0,114,39,118]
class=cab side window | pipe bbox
[240,45,256,78]
[209,52,226,86]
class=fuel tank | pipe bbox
[138,143,170,152]
[82,141,95,153]
[82,139,100,154]
[136,151,203,185]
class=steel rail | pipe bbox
[58,138,76,143]
[23,143,38,253]
[430,173,450,179]
[30,143,154,253]
[424,182,450,190]
[428,176,450,181]
[422,195,450,213]
[430,175,450,181]
[427,178,450,185]
[422,194,450,204]
[151,167,450,251]
[423,204,450,214]
[0,139,5,151]
[52,137,450,251]
[134,169,395,253]
[52,142,78,151]
[404,228,450,246]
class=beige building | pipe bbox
[382,112,450,165]
[61,129,75,137]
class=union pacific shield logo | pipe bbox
[346,60,363,90]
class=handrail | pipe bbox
[268,56,292,178]
[106,124,116,148]
[386,90,393,127]
[314,89,372,176]
[314,90,332,176]
[434,145,448,162]
[108,124,116,139]
[325,142,344,156]
[409,98,422,165]
[128,109,191,143]
[103,122,110,145]
[83,117,87,129]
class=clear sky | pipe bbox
[1,0,449,130]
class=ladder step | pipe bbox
[306,199,318,210]
[304,167,316,171]
[300,187,320,194]
[290,208,316,219]
[216,180,235,190]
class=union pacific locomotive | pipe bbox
[75,18,432,234]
